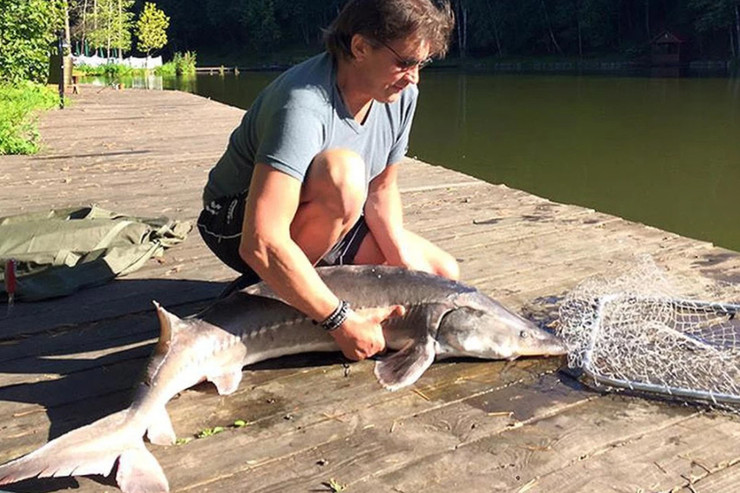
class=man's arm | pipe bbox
[240,163,338,322]
[364,163,405,264]
[239,163,403,360]
[364,163,432,272]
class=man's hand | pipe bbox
[330,305,406,361]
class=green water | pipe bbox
[410,73,740,253]
[120,71,740,252]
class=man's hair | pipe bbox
[324,0,454,61]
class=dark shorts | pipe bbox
[197,192,369,278]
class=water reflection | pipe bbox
[410,72,740,252]
[82,74,165,90]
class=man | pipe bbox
[198,0,458,361]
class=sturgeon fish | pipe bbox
[0,265,566,492]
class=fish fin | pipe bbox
[374,336,437,391]
[375,302,453,391]
[0,410,167,493]
[153,301,189,349]
[146,407,176,446]
[117,446,170,493]
[207,368,243,395]
[148,302,188,382]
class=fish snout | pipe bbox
[436,305,568,361]
[516,321,568,357]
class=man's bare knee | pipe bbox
[306,149,367,224]
[438,256,460,280]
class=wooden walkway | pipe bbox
[1,87,740,493]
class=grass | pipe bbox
[75,63,139,78]
[196,425,225,438]
[76,52,197,80]
[323,478,346,492]
[160,51,197,76]
[0,82,59,155]
[175,419,253,445]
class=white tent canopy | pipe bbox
[73,55,163,69]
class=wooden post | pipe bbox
[735,4,740,60]
[57,30,65,109]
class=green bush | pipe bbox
[155,51,197,76]
[102,63,135,78]
[75,63,136,78]
[0,82,59,155]
[155,61,177,76]
[0,0,64,84]
[75,64,105,76]
[178,51,197,75]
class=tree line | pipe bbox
[452,0,740,60]
[71,0,169,58]
[2,0,739,85]
[151,0,739,61]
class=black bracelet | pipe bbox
[320,300,350,332]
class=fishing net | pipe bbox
[558,256,740,408]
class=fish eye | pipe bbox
[519,330,529,339]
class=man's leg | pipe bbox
[291,148,459,280]
[290,149,367,264]
[197,193,262,297]
[199,149,365,277]
[198,193,253,273]
[353,228,460,280]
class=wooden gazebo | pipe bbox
[651,30,684,66]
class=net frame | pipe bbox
[558,257,740,408]
[581,295,740,406]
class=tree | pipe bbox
[0,0,65,83]
[689,0,740,58]
[241,0,282,53]
[540,0,564,54]
[453,0,469,58]
[136,2,170,56]
[71,0,93,54]
[87,0,134,58]
[737,2,740,58]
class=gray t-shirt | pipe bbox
[202,52,418,205]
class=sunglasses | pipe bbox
[379,41,433,71]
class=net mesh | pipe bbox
[558,256,740,407]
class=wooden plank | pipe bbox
[0,276,223,336]
[0,355,564,490]
[522,410,740,492]
[353,395,732,493]
[676,460,740,493]
[1,87,740,493]
[158,368,587,493]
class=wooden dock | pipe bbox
[195,66,241,75]
[1,87,739,493]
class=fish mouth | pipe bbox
[521,331,569,357]
[543,338,569,356]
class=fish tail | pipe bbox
[0,409,169,493]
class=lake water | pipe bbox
[96,71,740,252]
